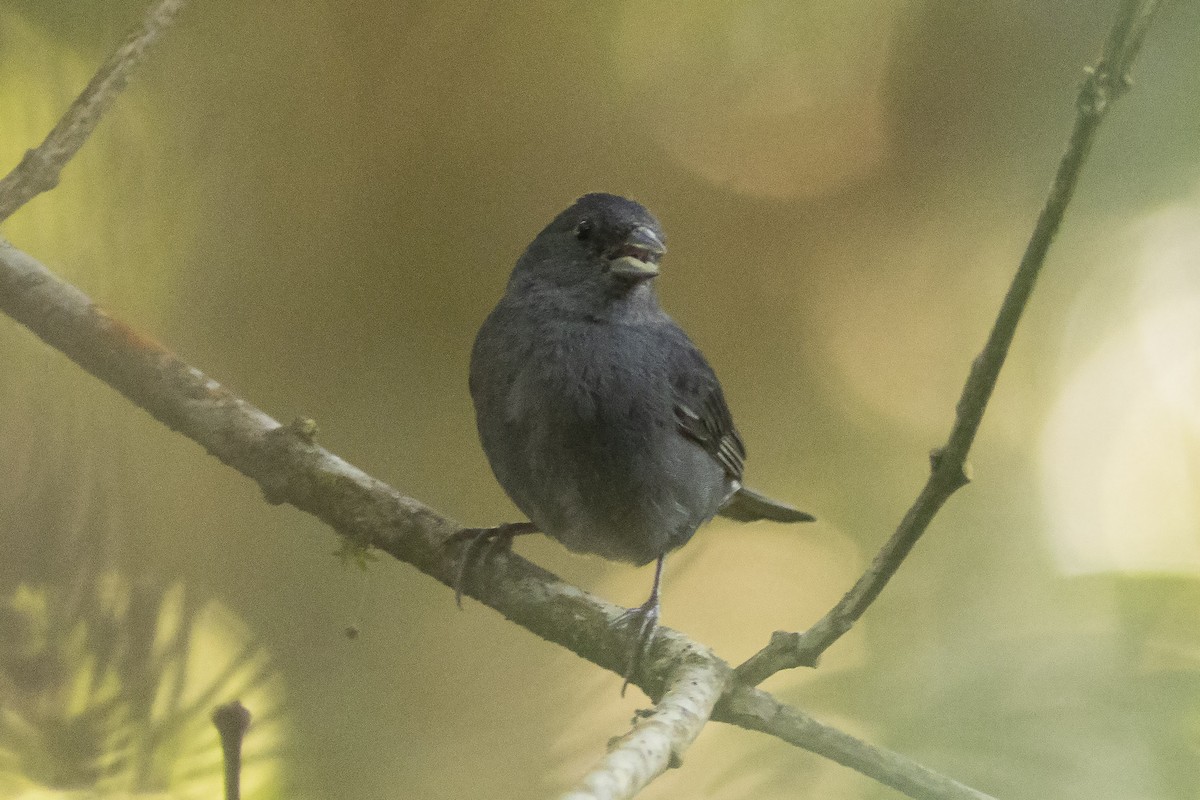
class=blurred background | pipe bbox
[1,1,1198,798]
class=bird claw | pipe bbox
[615,597,661,696]
[447,522,536,608]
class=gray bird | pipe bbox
[460,192,814,685]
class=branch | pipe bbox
[734,0,1165,687]
[562,657,729,800]
[714,686,995,800]
[0,239,991,800]
[0,0,189,224]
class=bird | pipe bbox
[458,192,814,688]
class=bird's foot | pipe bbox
[447,521,537,608]
[614,595,661,696]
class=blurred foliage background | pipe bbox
[1,1,1198,798]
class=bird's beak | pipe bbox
[608,225,666,281]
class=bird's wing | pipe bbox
[668,331,746,482]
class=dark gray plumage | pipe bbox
[464,192,813,684]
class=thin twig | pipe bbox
[562,656,730,800]
[734,0,1165,688]
[0,0,189,224]
[0,239,990,800]
[212,701,251,800]
[714,686,996,800]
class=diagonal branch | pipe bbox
[715,686,996,800]
[734,0,1164,687]
[563,657,730,800]
[0,0,189,224]
[0,239,991,800]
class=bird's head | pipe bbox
[510,193,667,308]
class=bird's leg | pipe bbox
[615,555,665,696]
[447,521,538,608]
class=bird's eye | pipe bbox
[575,219,593,240]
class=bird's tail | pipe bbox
[718,486,815,523]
